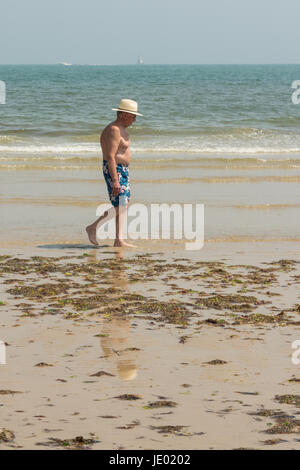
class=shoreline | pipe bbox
[0,239,299,261]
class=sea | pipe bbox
[0,64,300,247]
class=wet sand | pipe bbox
[1,152,300,248]
[1,242,300,449]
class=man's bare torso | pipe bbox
[100,122,131,166]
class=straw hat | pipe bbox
[112,99,143,116]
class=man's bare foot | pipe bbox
[85,211,109,246]
[86,224,99,246]
[114,240,136,248]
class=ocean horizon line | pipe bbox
[1,63,300,67]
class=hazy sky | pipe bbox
[1,0,299,64]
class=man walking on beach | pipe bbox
[86,99,143,247]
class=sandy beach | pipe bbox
[1,63,300,450]
[1,241,300,450]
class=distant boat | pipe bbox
[58,62,72,66]
[137,56,144,65]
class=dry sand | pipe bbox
[1,241,300,450]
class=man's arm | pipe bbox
[105,126,121,195]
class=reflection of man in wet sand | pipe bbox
[100,318,138,381]
[86,99,143,247]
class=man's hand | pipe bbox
[112,180,121,196]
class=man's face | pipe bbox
[121,112,136,127]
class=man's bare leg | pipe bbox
[86,210,111,246]
[113,205,136,248]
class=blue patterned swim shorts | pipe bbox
[103,160,131,207]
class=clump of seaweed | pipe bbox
[150,425,189,435]
[34,363,53,367]
[0,429,15,443]
[114,394,142,400]
[37,435,99,449]
[204,359,228,365]
[267,259,298,272]
[197,318,227,327]
[244,268,277,286]
[261,438,287,445]
[195,294,264,313]
[116,420,140,430]
[90,371,115,377]
[233,312,289,325]
[144,400,177,409]
[274,395,300,406]
[250,409,283,417]
[264,417,300,434]
[7,283,71,299]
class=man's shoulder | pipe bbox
[103,122,121,138]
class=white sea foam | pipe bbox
[0,144,99,154]
[132,145,300,154]
[1,142,300,156]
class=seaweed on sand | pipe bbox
[232,311,290,325]
[90,371,115,377]
[114,394,142,400]
[7,283,71,299]
[264,417,300,434]
[37,435,99,449]
[204,359,227,365]
[194,294,265,313]
[1,254,299,330]
[144,401,177,409]
[0,429,15,443]
[150,425,189,435]
[274,395,300,406]
[149,425,203,437]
